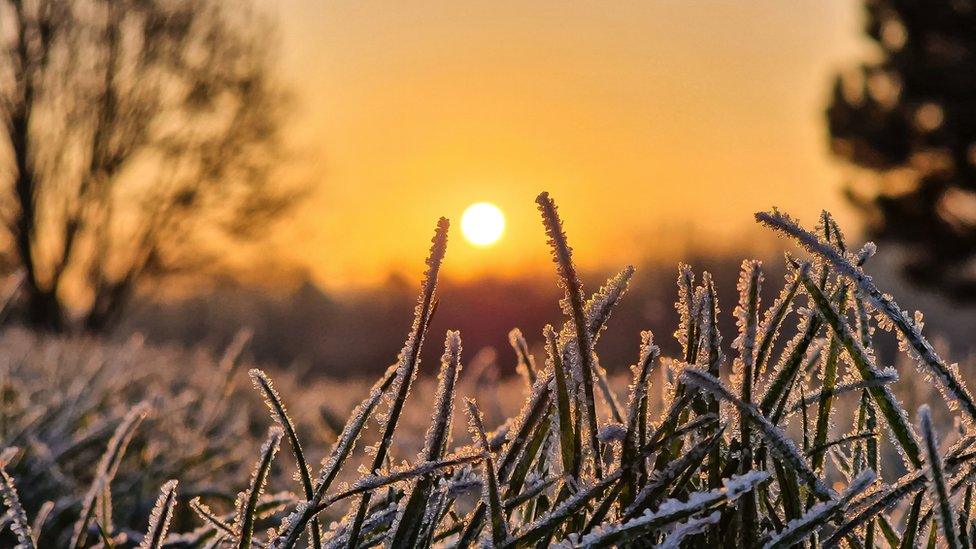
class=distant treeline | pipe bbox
[117,250,976,379]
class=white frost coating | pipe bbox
[761,469,875,549]
[656,511,721,549]
[421,330,463,462]
[584,265,635,342]
[70,401,150,549]
[682,368,834,501]
[580,471,768,547]
[757,209,976,422]
[597,422,627,442]
[0,467,33,549]
[673,264,697,359]
[856,241,877,265]
[140,479,179,549]
[509,328,536,385]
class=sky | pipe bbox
[264,1,869,289]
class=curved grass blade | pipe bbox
[0,465,34,549]
[140,480,178,549]
[508,328,537,387]
[681,367,833,501]
[758,209,976,421]
[466,399,508,547]
[798,268,923,468]
[249,369,321,549]
[71,402,149,549]
[623,425,725,520]
[536,191,602,478]
[272,364,398,548]
[345,218,449,548]
[237,428,283,549]
[762,469,875,549]
[504,469,624,548]
[579,471,768,548]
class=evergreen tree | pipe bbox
[827,0,976,298]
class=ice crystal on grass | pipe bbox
[140,480,178,549]
[9,199,976,549]
[0,466,33,549]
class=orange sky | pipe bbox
[265,1,869,289]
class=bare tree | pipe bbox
[0,0,296,331]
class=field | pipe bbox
[1,193,974,548]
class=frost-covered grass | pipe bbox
[2,192,976,547]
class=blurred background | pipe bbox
[1,0,975,378]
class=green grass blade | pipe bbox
[389,330,463,548]
[758,209,976,421]
[536,191,602,478]
[682,367,833,501]
[545,325,578,479]
[920,404,959,548]
[798,268,923,469]
[466,399,508,547]
[345,218,449,548]
[899,494,923,549]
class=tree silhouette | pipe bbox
[0,0,296,331]
[827,0,976,298]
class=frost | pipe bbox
[0,467,33,549]
[761,469,875,549]
[758,208,976,422]
[584,265,635,342]
[596,423,626,442]
[657,511,721,549]
[582,471,768,547]
[139,479,178,549]
[682,368,834,501]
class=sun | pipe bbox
[461,202,505,247]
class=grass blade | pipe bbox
[140,480,178,549]
[237,428,283,549]
[466,399,508,547]
[758,209,976,421]
[920,404,959,548]
[798,267,923,468]
[249,368,321,549]
[0,465,34,549]
[389,330,463,548]
[681,367,833,501]
[345,217,449,548]
[70,402,149,549]
[536,191,602,478]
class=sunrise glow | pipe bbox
[461,202,506,247]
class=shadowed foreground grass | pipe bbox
[1,192,974,548]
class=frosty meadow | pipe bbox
[2,191,976,548]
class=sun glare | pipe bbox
[461,202,505,247]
